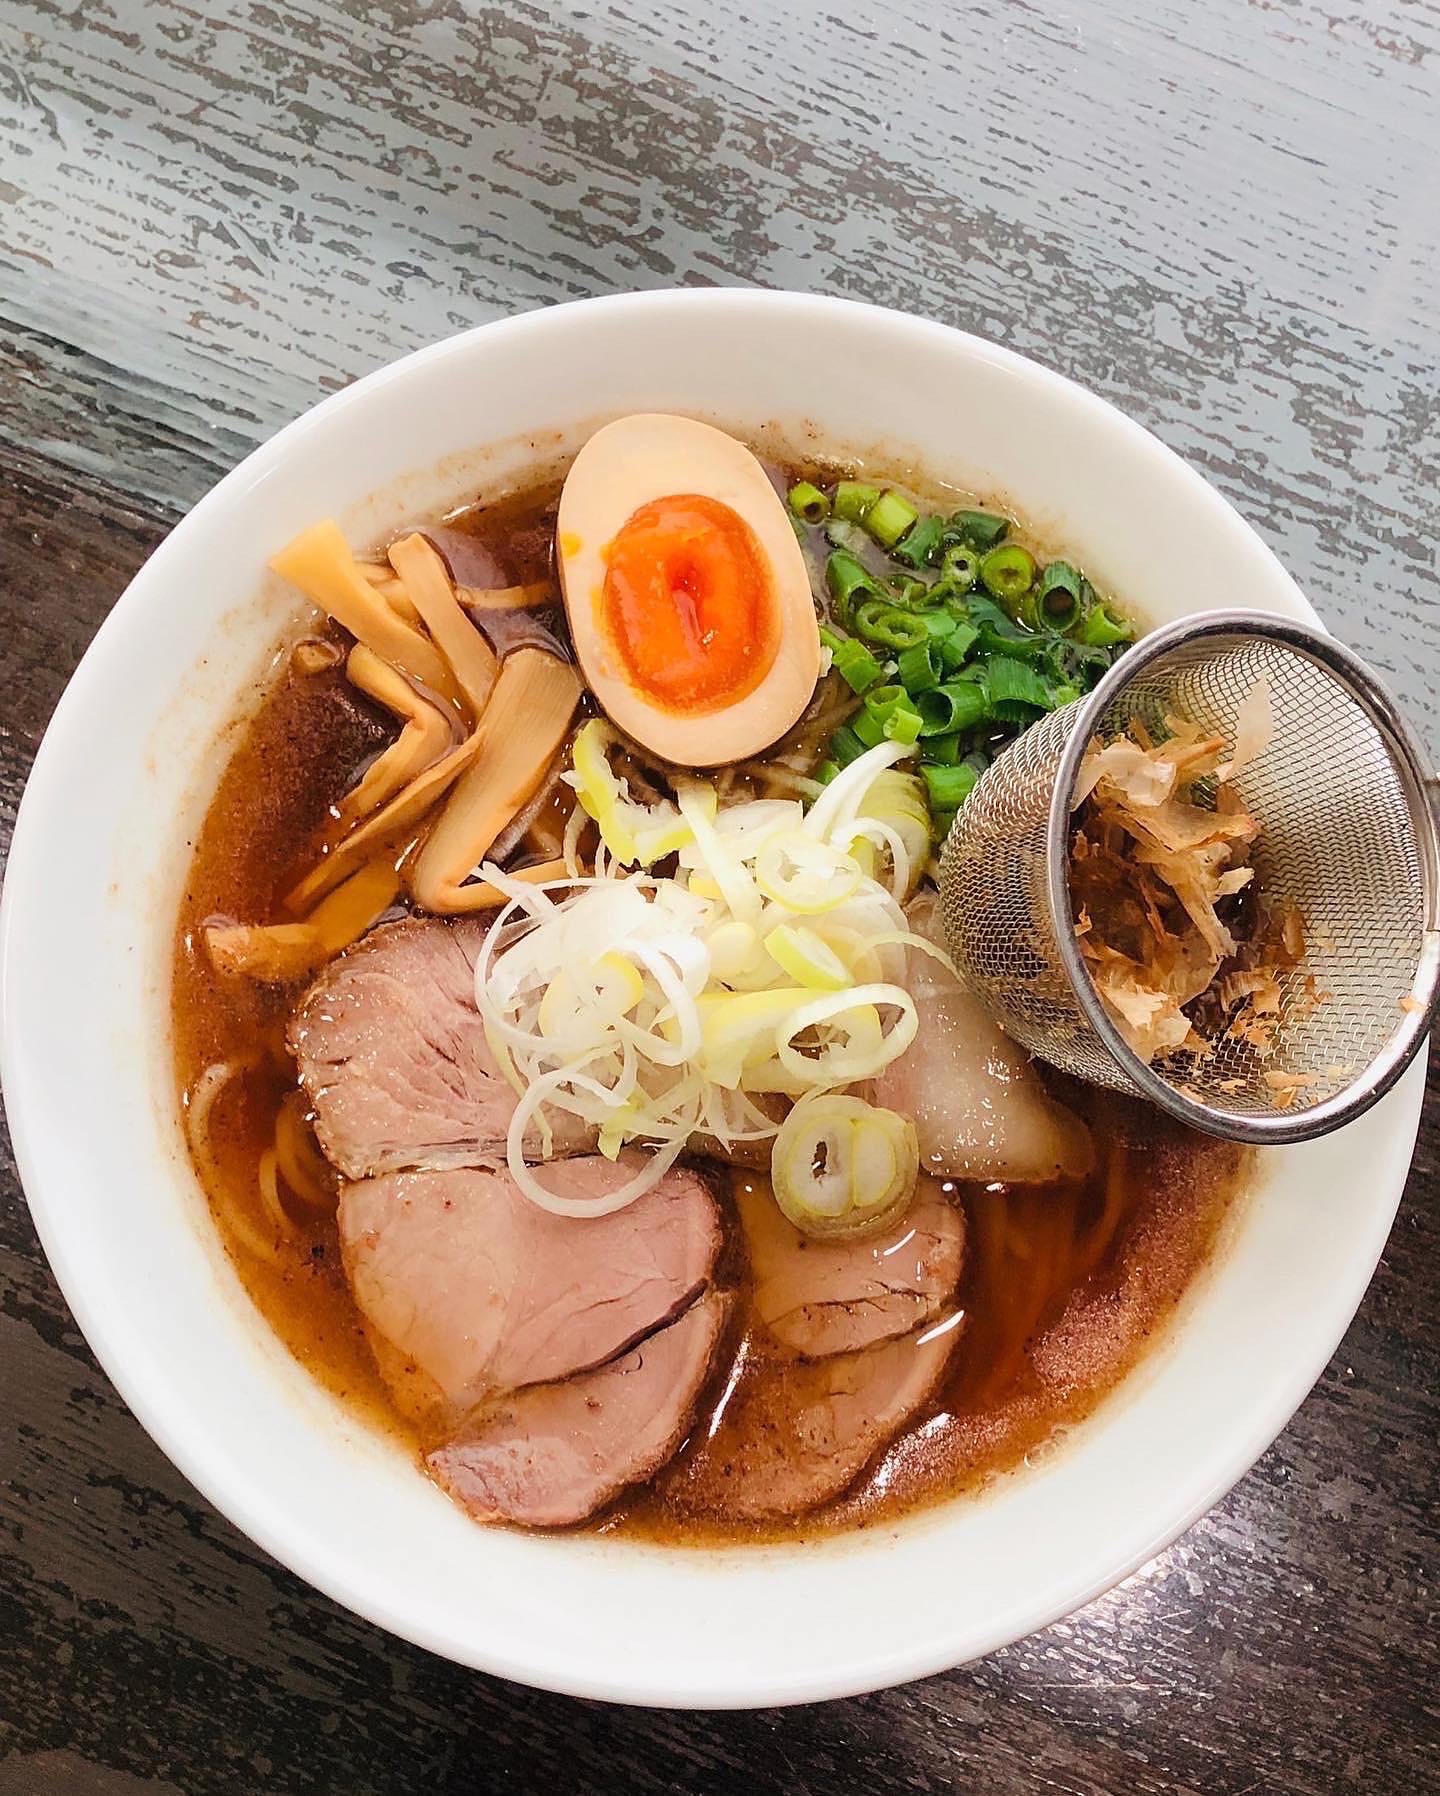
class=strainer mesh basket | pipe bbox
[938,614,1439,1141]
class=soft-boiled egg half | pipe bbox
[556,415,821,765]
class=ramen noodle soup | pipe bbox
[174,419,1248,1539]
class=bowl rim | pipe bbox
[0,287,1422,1707]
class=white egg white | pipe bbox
[557,413,821,765]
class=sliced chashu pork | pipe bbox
[290,915,770,1178]
[661,1313,960,1523]
[737,1176,964,1358]
[288,917,584,1180]
[431,1291,731,1527]
[339,1159,721,1434]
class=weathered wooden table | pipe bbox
[2,2,1436,1790]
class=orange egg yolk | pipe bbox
[599,493,779,714]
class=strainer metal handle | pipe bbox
[939,610,1440,1146]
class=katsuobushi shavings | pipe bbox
[1069,678,1326,1081]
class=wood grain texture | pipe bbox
[1,0,1437,1790]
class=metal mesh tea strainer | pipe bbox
[938,610,1440,1143]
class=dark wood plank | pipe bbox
[1,0,1438,1789]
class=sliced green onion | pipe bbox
[1073,596,1134,646]
[820,627,887,695]
[1043,636,1113,690]
[814,759,841,785]
[1030,560,1083,632]
[931,808,957,842]
[911,610,954,641]
[980,543,1038,609]
[891,514,945,569]
[952,508,1010,549]
[852,685,925,751]
[864,490,920,549]
[923,761,982,810]
[985,655,1059,711]
[829,724,868,768]
[853,598,930,651]
[887,574,932,607]
[834,641,887,695]
[787,481,831,524]
[833,481,881,524]
[937,622,979,671]
[940,543,981,590]
[921,732,964,765]
[897,641,944,692]
[826,549,882,623]
[853,685,902,748]
[917,678,991,736]
[968,595,1050,661]
[884,702,923,746]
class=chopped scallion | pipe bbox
[967,595,1051,660]
[887,574,932,607]
[1043,637,1113,691]
[853,685,902,748]
[848,685,924,751]
[864,489,920,549]
[921,731,963,765]
[824,516,869,552]
[979,543,1038,609]
[1031,560,1082,632]
[940,543,981,591]
[826,549,882,623]
[796,460,1133,786]
[852,598,930,651]
[829,725,868,768]
[917,678,991,736]
[896,640,944,692]
[833,640,887,694]
[884,702,924,746]
[938,621,979,669]
[787,481,831,524]
[985,655,1059,711]
[918,609,961,639]
[923,761,982,810]
[891,514,945,568]
[1073,596,1134,647]
[833,481,881,524]
[952,509,1010,549]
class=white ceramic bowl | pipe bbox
[1,291,1421,1708]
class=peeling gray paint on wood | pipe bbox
[2,0,1438,741]
[1,2,1438,1792]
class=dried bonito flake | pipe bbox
[1069,679,1322,1095]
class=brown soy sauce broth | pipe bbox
[605,1113,1244,1544]
[173,472,1250,1541]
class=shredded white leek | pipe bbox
[477,737,929,1217]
